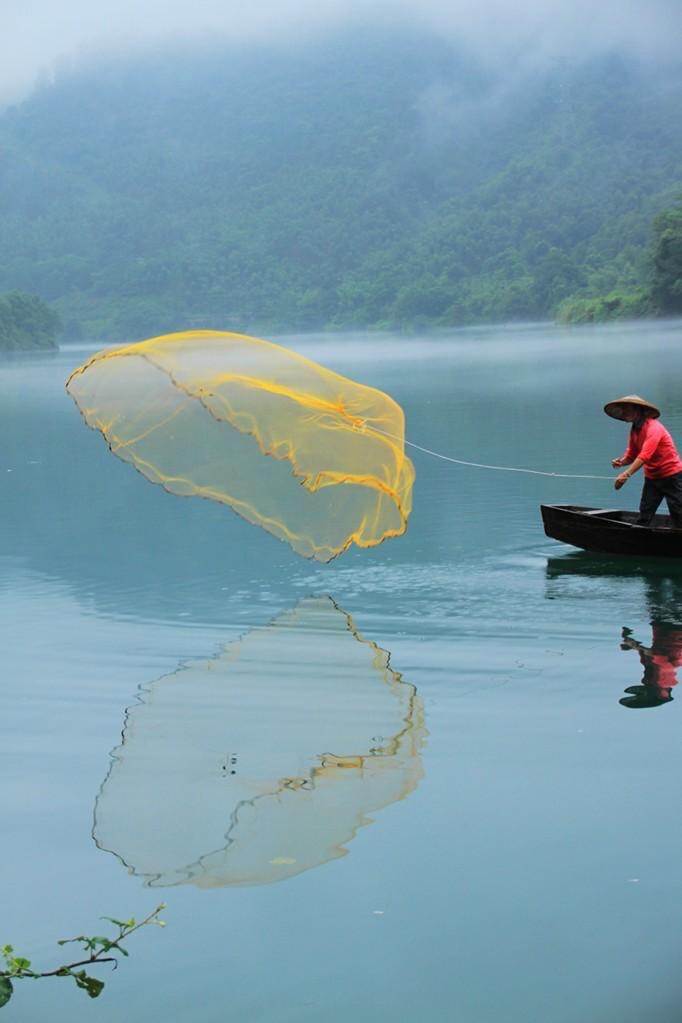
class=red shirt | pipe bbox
[623,419,682,479]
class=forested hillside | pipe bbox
[0,31,681,340]
[0,291,60,350]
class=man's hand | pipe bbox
[614,472,630,490]
[612,457,627,468]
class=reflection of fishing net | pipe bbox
[66,331,414,561]
[94,597,426,887]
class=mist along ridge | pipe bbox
[0,31,681,341]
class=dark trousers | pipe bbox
[637,471,682,527]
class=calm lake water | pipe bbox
[3,319,682,1022]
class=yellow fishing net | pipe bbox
[66,330,414,561]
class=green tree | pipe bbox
[0,291,61,351]
[650,197,682,314]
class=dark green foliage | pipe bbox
[0,34,681,337]
[650,197,682,313]
[0,290,61,350]
[558,194,682,322]
[71,971,105,999]
[0,979,12,1009]
[557,288,652,324]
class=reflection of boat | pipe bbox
[544,550,682,709]
[541,504,682,557]
[94,596,425,888]
[545,552,682,580]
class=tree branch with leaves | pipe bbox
[0,904,166,1009]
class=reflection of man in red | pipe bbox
[620,623,682,708]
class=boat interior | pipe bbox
[560,506,677,529]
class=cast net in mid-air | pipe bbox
[66,330,414,561]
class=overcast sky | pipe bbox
[3,0,681,104]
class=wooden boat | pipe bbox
[541,504,682,557]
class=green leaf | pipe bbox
[0,977,13,1008]
[72,971,105,999]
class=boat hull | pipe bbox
[540,504,682,557]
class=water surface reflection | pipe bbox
[94,596,425,887]
[619,623,682,708]
[546,554,682,710]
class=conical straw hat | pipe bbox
[604,394,660,420]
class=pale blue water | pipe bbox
[3,320,682,1022]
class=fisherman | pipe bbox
[605,394,682,527]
